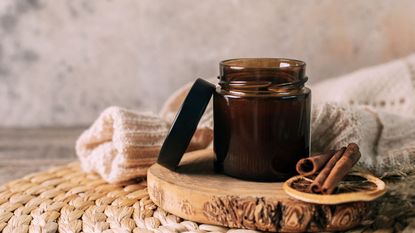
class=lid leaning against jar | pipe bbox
[157,78,215,170]
[157,58,307,171]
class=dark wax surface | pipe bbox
[213,89,311,182]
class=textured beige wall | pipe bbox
[1,0,415,127]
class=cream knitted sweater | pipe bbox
[76,107,168,183]
[76,54,415,183]
[311,54,415,169]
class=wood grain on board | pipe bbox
[147,149,371,232]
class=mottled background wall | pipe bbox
[1,0,415,127]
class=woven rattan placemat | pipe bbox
[0,162,413,233]
[0,162,243,233]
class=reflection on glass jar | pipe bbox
[214,58,311,182]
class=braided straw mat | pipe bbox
[0,162,258,233]
[2,161,413,233]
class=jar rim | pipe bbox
[220,58,305,70]
[218,58,307,95]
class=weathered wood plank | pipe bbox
[0,127,85,184]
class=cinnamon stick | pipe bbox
[321,143,361,194]
[296,150,336,176]
[309,147,346,193]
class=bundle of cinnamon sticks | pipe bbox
[296,143,361,194]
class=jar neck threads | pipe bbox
[218,58,307,95]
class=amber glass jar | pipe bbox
[213,58,311,182]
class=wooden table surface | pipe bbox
[0,127,85,185]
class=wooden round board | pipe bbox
[147,149,371,232]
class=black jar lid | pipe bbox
[157,78,215,171]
